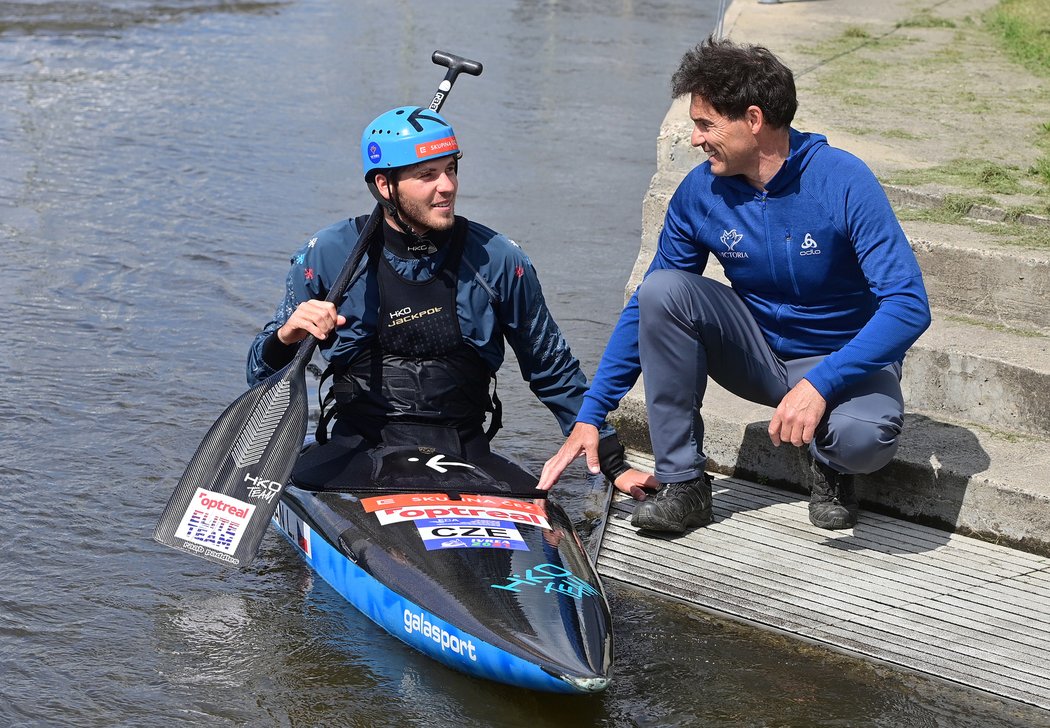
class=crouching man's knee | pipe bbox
[814,413,903,475]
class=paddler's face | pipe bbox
[377,156,458,235]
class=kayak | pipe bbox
[271,441,614,693]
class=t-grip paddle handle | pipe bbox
[429,51,483,112]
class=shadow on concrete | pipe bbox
[721,413,991,555]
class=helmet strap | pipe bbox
[366,174,435,252]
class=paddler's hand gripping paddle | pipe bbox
[153,51,483,568]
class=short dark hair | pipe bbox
[670,36,797,128]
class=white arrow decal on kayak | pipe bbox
[407,455,476,474]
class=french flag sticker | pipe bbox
[296,521,312,559]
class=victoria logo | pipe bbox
[718,229,749,259]
[368,141,382,164]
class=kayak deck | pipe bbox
[275,475,613,693]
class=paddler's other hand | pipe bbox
[537,422,600,491]
[613,469,659,501]
[277,300,347,345]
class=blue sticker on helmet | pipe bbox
[368,142,382,164]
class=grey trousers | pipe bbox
[637,269,904,483]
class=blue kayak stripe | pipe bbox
[274,508,579,693]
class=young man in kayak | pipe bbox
[538,37,931,531]
[247,105,652,493]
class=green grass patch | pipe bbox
[896,205,1050,249]
[945,314,1046,338]
[888,160,1026,195]
[898,13,956,29]
[846,127,923,140]
[989,0,1050,191]
[1033,122,1050,187]
[987,0,1050,77]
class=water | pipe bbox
[1,1,1047,725]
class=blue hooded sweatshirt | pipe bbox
[577,130,931,427]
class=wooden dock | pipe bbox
[595,468,1050,710]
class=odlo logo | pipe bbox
[800,233,822,256]
[718,229,749,259]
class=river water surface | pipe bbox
[2,1,1047,726]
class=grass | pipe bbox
[898,13,956,29]
[888,160,1028,196]
[987,0,1050,77]
[1035,122,1050,188]
[988,0,1050,190]
[798,0,1050,218]
[895,204,1050,249]
[945,314,1046,339]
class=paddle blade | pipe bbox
[153,366,309,568]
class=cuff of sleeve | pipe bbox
[575,396,608,429]
[597,432,630,482]
[261,331,299,370]
[801,361,843,402]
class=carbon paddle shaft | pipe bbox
[153,51,483,568]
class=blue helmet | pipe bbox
[361,106,460,180]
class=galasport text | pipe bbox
[403,608,478,661]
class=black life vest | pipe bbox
[316,215,501,443]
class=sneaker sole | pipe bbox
[808,506,859,530]
[631,509,712,533]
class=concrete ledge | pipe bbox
[905,225,1050,332]
[611,382,1050,556]
[885,185,1050,230]
[905,314,1050,435]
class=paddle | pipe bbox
[154,51,484,568]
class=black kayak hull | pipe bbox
[271,446,613,693]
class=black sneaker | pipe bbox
[631,474,713,533]
[808,460,859,529]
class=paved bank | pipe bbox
[610,0,1050,552]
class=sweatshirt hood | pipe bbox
[764,129,828,194]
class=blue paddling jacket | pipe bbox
[248,215,590,437]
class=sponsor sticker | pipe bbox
[243,472,282,503]
[296,520,312,558]
[174,487,256,555]
[415,518,528,551]
[367,141,382,164]
[415,136,458,158]
[361,493,550,529]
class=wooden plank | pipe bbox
[714,482,1045,578]
[596,474,1050,711]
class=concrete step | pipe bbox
[885,185,1050,230]
[904,221,1050,333]
[610,381,1050,555]
[905,313,1050,437]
